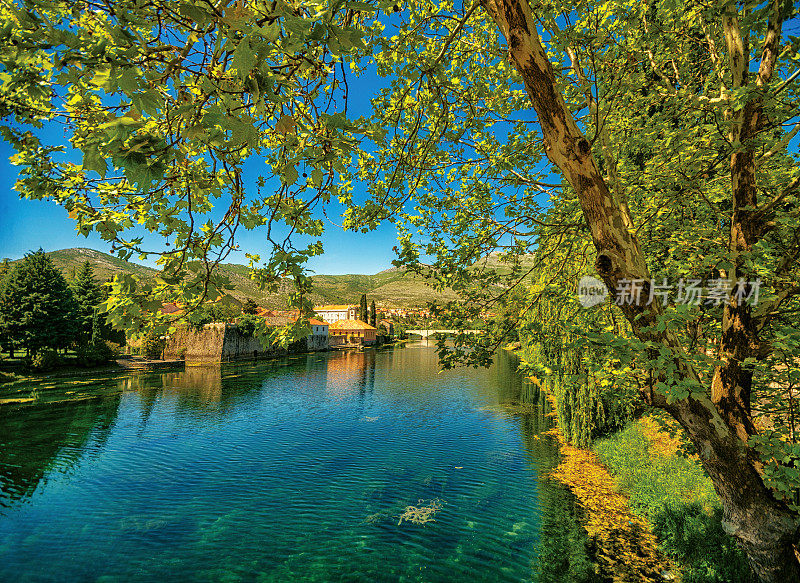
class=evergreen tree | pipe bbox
[0,250,77,355]
[71,261,102,343]
[242,298,258,315]
[369,300,377,328]
[90,308,103,346]
[360,294,368,322]
[0,259,10,357]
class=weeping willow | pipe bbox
[516,226,640,448]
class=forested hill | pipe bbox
[5,248,458,309]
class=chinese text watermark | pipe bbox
[579,277,762,307]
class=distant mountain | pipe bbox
[7,248,457,309]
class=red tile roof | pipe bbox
[328,319,377,331]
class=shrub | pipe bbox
[29,349,60,371]
[187,302,241,330]
[593,422,752,583]
[237,314,263,337]
[75,341,118,367]
[187,306,214,331]
[143,332,165,360]
[652,504,753,583]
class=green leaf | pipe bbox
[282,164,298,185]
[82,147,107,178]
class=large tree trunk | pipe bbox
[480,0,800,580]
[666,396,800,582]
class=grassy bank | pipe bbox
[593,418,754,583]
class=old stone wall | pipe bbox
[164,323,327,362]
[221,327,273,360]
[163,323,227,361]
[163,323,275,363]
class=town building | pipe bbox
[328,319,377,346]
[306,318,329,351]
[314,304,358,323]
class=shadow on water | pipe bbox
[0,392,121,508]
[0,345,602,582]
[492,350,607,583]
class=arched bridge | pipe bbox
[405,329,481,339]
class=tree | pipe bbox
[0,250,77,355]
[360,294,368,323]
[359,2,800,580]
[369,300,377,328]
[71,261,102,343]
[0,258,11,356]
[242,299,259,315]
[90,308,103,346]
[2,1,799,579]
[0,0,387,331]
[486,3,798,580]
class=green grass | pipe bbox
[593,422,754,583]
[593,423,718,518]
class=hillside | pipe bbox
[6,248,457,309]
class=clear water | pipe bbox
[0,343,573,582]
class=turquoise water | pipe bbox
[0,344,570,582]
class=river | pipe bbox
[0,343,585,582]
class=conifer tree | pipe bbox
[360,294,368,322]
[90,308,103,346]
[0,250,77,355]
[71,261,102,343]
[0,259,11,357]
[369,300,376,328]
[242,298,258,315]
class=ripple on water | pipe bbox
[0,347,559,582]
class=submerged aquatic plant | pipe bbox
[397,499,443,526]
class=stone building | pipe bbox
[328,319,377,346]
[306,318,330,351]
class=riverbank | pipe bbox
[550,427,675,581]
[539,384,676,582]
[549,413,753,582]
[529,369,750,582]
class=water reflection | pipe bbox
[0,394,121,508]
[0,345,594,582]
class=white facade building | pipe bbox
[314,305,358,323]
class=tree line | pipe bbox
[0,250,121,369]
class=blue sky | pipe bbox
[0,66,404,275]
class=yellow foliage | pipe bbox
[639,416,682,458]
[549,427,677,582]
